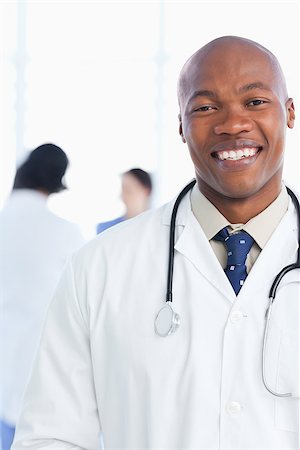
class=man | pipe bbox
[0,144,84,450]
[12,37,298,450]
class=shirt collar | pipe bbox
[191,184,289,249]
[9,189,48,203]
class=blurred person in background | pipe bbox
[96,168,152,234]
[0,143,85,450]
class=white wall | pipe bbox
[1,1,299,238]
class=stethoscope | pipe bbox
[154,179,300,398]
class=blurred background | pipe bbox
[1,0,299,238]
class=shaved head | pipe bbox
[178,36,288,111]
[176,34,295,219]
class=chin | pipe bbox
[217,182,264,200]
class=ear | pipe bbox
[286,98,295,129]
[178,113,186,143]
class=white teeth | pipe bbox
[215,147,259,161]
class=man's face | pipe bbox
[179,42,295,202]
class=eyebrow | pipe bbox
[187,82,272,106]
[238,82,271,93]
[187,90,216,104]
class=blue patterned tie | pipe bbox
[213,227,254,295]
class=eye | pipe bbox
[194,105,217,112]
[247,99,267,107]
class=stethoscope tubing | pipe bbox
[160,180,300,398]
[166,179,196,303]
[269,188,300,300]
[262,298,292,397]
[261,187,300,397]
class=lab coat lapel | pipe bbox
[238,198,298,298]
[174,208,236,303]
[162,189,298,304]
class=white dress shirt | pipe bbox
[191,184,289,271]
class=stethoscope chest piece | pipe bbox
[154,302,180,337]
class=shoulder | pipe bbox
[73,203,170,269]
[70,188,193,279]
[35,208,84,250]
[96,216,124,234]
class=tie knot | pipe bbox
[214,227,254,266]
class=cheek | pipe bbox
[259,119,286,174]
[260,109,287,147]
[183,115,208,138]
[187,148,214,184]
[184,121,209,157]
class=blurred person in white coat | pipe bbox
[12,37,299,450]
[0,143,84,450]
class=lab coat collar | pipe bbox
[9,189,48,204]
[162,185,298,304]
[161,185,191,226]
[162,187,237,302]
[174,206,237,302]
[237,194,298,302]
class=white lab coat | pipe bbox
[0,190,85,425]
[12,189,299,450]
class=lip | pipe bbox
[210,139,263,171]
[210,139,263,156]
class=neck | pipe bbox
[125,201,149,219]
[38,189,50,198]
[198,182,282,224]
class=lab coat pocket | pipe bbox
[274,329,299,434]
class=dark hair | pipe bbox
[13,143,69,194]
[123,168,152,192]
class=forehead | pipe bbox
[122,173,139,186]
[180,43,283,106]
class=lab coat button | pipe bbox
[226,401,242,414]
[230,310,243,323]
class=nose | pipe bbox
[214,108,254,135]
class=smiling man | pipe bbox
[178,36,294,224]
[12,37,299,450]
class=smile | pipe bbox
[213,147,262,161]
